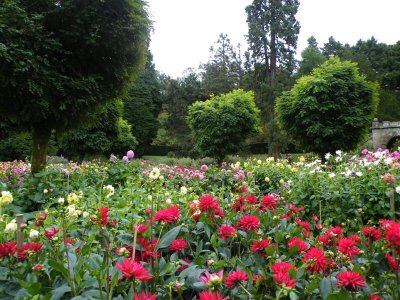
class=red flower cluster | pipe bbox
[169,238,188,252]
[326,226,343,237]
[153,205,180,223]
[271,261,296,288]
[337,238,360,260]
[218,225,236,240]
[137,237,160,262]
[288,204,304,213]
[198,290,226,300]
[44,227,60,240]
[385,253,400,271]
[337,271,366,291]
[245,195,258,205]
[288,237,308,253]
[17,242,43,260]
[99,206,109,226]
[382,220,400,250]
[225,270,248,288]
[116,258,152,281]
[237,215,260,231]
[295,218,311,237]
[361,226,381,241]
[251,239,271,253]
[0,241,16,258]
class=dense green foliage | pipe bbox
[276,57,379,156]
[123,52,162,156]
[154,73,208,155]
[0,0,150,172]
[60,102,137,161]
[188,89,260,161]
[319,37,400,121]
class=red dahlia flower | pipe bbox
[134,224,149,234]
[295,218,311,231]
[303,247,326,273]
[199,194,220,212]
[337,271,366,291]
[385,253,400,271]
[244,195,258,205]
[326,226,343,237]
[169,238,188,252]
[337,238,360,260]
[17,242,43,260]
[271,261,296,273]
[116,259,152,281]
[369,295,382,300]
[44,227,60,239]
[153,205,180,223]
[361,226,381,241]
[261,194,279,210]
[225,270,248,288]
[272,272,296,288]
[0,241,16,257]
[218,225,236,240]
[134,291,157,300]
[288,237,308,253]
[385,222,400,248]
[251,239,271,253]
[99,206,109,225]
[198,290,226,300]
[288,204,304,213]
[237,215,260,231]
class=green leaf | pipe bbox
[49,260,69,280]
[289,291,299,300]
[319,277,333,300]
[155,225,181,250]
[0,267,9,280]
[51,284,71,300]
[117,233,133,245]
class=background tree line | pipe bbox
[1,0,399,165]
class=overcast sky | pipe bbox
[147,0,400,78]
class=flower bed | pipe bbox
[0,150,400,299]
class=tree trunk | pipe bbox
[31,126,52,175]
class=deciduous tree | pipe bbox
[0,0,150,173]
[188,89,260,162]
[276,57,379,158]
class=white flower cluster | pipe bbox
[67,191,83,204]
[4,219,17,233]
[149,167,161,180]
[103,185,115,198]
[66,204,82,217]
[0,191,13,207]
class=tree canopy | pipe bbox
[276,57,379,157]
[0,0,150,173]
[188,89,260,161]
